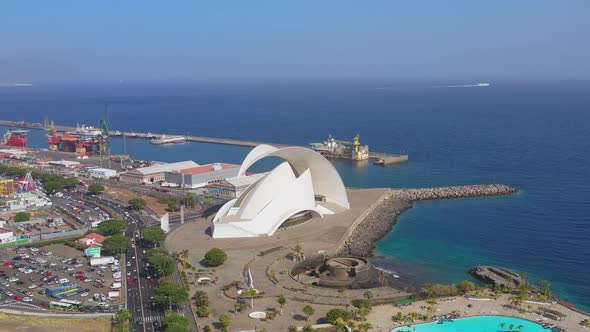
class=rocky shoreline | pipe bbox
[339,184,519,257]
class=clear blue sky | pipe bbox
[2,1,589,83]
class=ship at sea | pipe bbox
[477,82,491,87]
[3,129,28,148]
[150,135,186,145]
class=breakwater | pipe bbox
[339,184,518,257]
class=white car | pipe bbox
[80,292,89,297]
[23,297,33,302]
[8,277,18,282]
[6,292,13,296]
[28,284,37,289]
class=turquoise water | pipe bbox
[391,316,548,332]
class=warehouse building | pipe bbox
[119,161,199,184]
[164,163,240,188]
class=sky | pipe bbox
[1,1,589,83]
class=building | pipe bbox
[88,168,118,179]
[212,145,350,238]
[119,161,199,184]
[48,160,80,169]
[207,173,267,198]
[0,227,29,247]
[164,163,239,188]
[77,233,108,247]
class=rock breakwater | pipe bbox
[339,184,518,257]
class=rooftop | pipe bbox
[132,161,199,175]
[0,227,13,234]
[82,233,108,243]
[224,173,267,187]
[173,163,239,175]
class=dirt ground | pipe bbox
[0,314,111,332]
[103,185,169,216]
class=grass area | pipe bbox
[0,313,112,332]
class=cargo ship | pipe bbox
[3,129,28,148]
[150,135,186,145]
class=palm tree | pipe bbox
[181,249,189,261]
[517,324,524,331]
[246,288,258,309]
[294,244,303,260]
[500,322,506,330]
[277,294,287,315]
[537,279,551,297]
[509,323,514,331]
[363,290,373,300]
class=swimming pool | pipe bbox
[391,315,549,332]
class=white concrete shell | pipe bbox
[212,145,349,238]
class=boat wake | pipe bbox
[376,82,490,90]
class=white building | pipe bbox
[212,145,350,238]
[88,168,118,179]
[119,161,199,184]
[48,160,80,168]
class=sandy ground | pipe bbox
[0,314,111,332]
[104,185,169,216]
[367,295,589,332]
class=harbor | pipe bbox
[0,119,409,166]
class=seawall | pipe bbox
[338,184,518,257]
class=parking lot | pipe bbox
[0,243,123,313]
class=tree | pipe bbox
[196,305,210,318]
[358,322,373,331]
[326,308,350,324]
[204,247,227,267]
[194,290,209,307]
[143,226,166,246]
[96,219,127,236]
[302,305,315,321]
[63,177,80,189]
[247,287,258,309]
[14,212,31,222]
[537,279,551,297]
[167,200,178,212]
[202,326,212,332]
[116,308,132,324]
[155,282,189,309]
[43,181,63,195]
[219,314,232,329]
[288,326,297,332]
[128,198,147,210]
[162,313,189,332]
[103,234,132,257]
[302,325,314,332]
[181,194,196,208]
[148,251,177,276]
[458,280,477,293]
[293,243,303,260]
[87,183,105,195]
[277,294,287,315]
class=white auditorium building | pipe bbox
[211,145,350,238]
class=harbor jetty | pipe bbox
[339,184,519,257]
[0,119,408,164]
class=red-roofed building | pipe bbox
[164,163,240,188]
[77,233,108,247]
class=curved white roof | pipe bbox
[212,145,349,238]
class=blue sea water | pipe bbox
[0,80,589,309]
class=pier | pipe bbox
[0,119,408,165]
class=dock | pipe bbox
[0,119,408,165]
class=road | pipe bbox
[85,196,165,332]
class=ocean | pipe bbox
[1,80,589,309]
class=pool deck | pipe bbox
[367,294,589,332]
